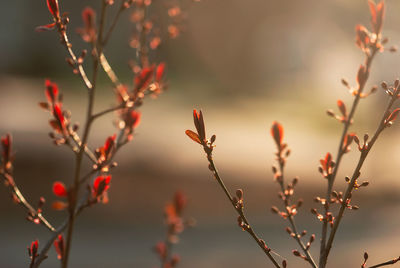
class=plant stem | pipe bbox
[0,172,55,232]
[277,162,317,268]
[323,94,397,265]
[206,155,282,268]
[368,257,400,268]
[319,46,378,268]
[62,2,108,267]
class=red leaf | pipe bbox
[53,104,65,130]
[82,7,96,30]
[52,201,68,210]
[156,62,166,82]
[368,0,385,34]
[78,7,97,43]
[192,109,205,140]
[93,175,112,197]
[1,133,11,163]
[53,182,68,197]
[174,191,187,215]
[271,121,284,147]
[129,110,141,129]
[375,1,385,34]
[368,0,377,26]
[35,23,56,32]
[102,134,116,159]
[45,79,59,105]
[185,130,201,144]
[54,234,64,260]
[320,153,332,175]
[29,240,39,257]
[46,0,60,18]
[135,66,155,92]
[387,108,400,123]
[355,24,370,50]
[337,99,347,117]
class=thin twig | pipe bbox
[92,103,126,120]
[368,257,400,268]
[276,162,317,268]
[102,0,128,47]
[0,172,55,232]
[207,156,282,268]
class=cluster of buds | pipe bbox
[35,0,68,32]
[94,135,117,171]
[292,247,312,262]
[339,75,378,98]
[129,0,190,56]
[381,79,400,98]
[271,200,302,220]
[355,0,385,55]
[164,191,187,244]
[90,175,112,204]
[353,134,371,152]
[77,7,97,43]
[52,175,112,211]
[185,110,216,158]
[318,153,335,179]
[26,197,46,225]
[54,234,65,260]
[154,241,180,268]
[154,191,192,267]
[39,80,71,144]
[286,227,308,239]
[270,121,290,168]
[345,175,369,191]
[310,208,334,227]
[28,240,39,266]
[116,63,166,141]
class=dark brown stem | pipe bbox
[32,191,93,268]
[319,46,379,268]
[92,103,126,120]
[323,94,397,265]
[368,257,400,268]
[102,0,127,47]
[62,2,108,267]
[206,154,281,268]
[138,4,149,68]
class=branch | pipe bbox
[0,172,55,232]
[324,91,399,263]
[207,157,282,268]
[276,163,317,268]
[102,0,128,47]
[369,257,400,268]
[319,42,380,268]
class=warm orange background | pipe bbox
[1,0,400,267]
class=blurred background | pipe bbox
[1,0,400,267]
